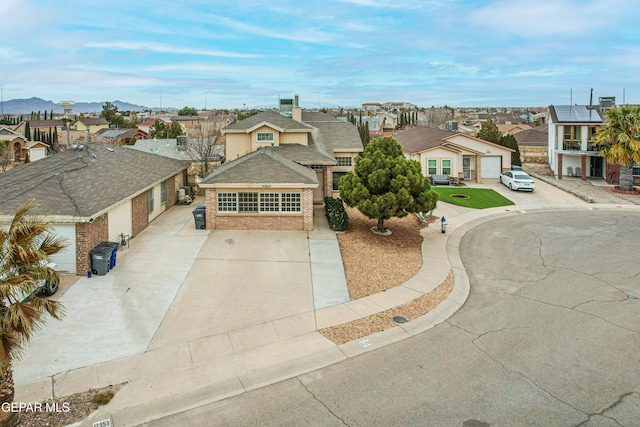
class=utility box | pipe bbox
[192,206,206,229]
[90,245,112,276]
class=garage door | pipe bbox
[108,200,133,243]
[30,148,45,161]
[50,224,77,274]
[481,156,502,178]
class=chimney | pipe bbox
[292,94,302,122]
[292,106,302,122]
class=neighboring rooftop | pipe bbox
[549,105,603,123]
[0,142,189,219]
[394,127,457,154]
[223,110,313,133]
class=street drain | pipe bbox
[450,194,470,199]
[393,316,407,324]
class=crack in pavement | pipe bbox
[502,289,640,334]
[297,377,349,426]
[445,321,589,419]
[574,391,639,427]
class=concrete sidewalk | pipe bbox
[15,188,640,427]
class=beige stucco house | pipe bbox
[199,106,363,230]
[395,127,513,183]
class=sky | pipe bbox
[1,0,639,110]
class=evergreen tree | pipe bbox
[339,136,438,232]
[500,134,521,166]
[477,118,501,144]
[25,122,31,140]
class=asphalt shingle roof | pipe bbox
[224,110,313,132]
[201,150,317,185]
[394,127,457,153]
[0,142,189,219]
[302,112,363,153]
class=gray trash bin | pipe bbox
[192,206,206,229]
[90,245,112,275]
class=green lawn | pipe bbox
[431,187,514,209]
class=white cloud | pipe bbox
[85,42,263,59]
[469,0,633,38]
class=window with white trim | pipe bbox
[281,193,301,212]
[441,159,452,175]
[161,181,167,203]
[238,192,258,212]
[147,188,154,213]
[257,132,274,142]
[309,164,324,170]
[217,192,237,211]
[335,156,352,167]
[216,192,302,213]
[633,164,640,176]
[260,193,280,212]
[427,159,437,175]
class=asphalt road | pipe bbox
[143,210,640,427]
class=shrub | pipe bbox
[325,197,349,231]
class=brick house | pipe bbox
[0,142,189,275]
[199,104,362,230]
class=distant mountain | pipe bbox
[1,97,150,114]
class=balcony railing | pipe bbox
[587,143,599,152]
[562,141,581,150]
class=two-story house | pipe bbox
[547,105,604,180]
[199,103,363,231]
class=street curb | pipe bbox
[526,171,596,203]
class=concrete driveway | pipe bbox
[15,203,354,421]
[147,209,640,427]
[467,177,588,208]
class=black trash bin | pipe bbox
[90,245,112,275]
[192,206,206,229]
[97,242,119,269]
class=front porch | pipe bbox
[555,152,605,181]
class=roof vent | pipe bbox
[105,147,115,152]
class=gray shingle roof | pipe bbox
[200,150,317,185]
[131,138,224,161]
[302,112,363,153]
[273,144,336,165]
[224,110,313,132]
[394,127,456,153]
[0,142,189,219]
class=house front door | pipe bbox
[463,157,471,180]
[590,157,604,178]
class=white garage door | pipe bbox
[108,200,133,243]
[481,156,502,178]
[30,148,45,161]
[50,224,77,274]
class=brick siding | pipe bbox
[167,175,177,207]
[132,192,149,237]
[75,214,109,275]
[205,188,314,231]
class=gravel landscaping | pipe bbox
[322,206,453,344]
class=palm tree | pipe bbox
[592,105,640,191]
[0,200,67,427]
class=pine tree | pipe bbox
[339,136,438,232]
[477,118,501,144]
